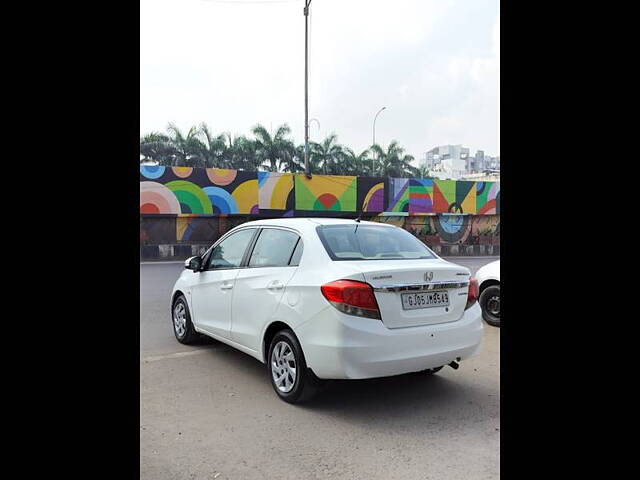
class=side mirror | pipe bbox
[184,256,202,272]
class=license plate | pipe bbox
[401,290,450,310]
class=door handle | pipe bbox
[267,280,284,291]
[220,282,233,290]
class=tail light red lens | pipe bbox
[321,279,381,320]
[466,276,479,310]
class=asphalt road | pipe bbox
[140,257,500,480]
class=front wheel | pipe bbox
[479,285,500,327]
[268,329,320,404]
[172,295,198,344]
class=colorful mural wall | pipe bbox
[140,166,500,255]
[140,214,500,250]
[140,166,500,217]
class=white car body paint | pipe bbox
[171,218,483,380]
[475,260,500,288]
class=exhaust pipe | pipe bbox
[448,360,460,370]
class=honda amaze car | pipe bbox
[171,218,483,403]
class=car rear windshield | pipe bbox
[316,224,436,261]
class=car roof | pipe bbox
[236,217,394,230]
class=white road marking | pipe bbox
[141,349,211,363]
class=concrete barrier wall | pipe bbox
[140,213,500,260]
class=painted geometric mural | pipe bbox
[357,177,387,213]
[386,178,436,213]
[388,178,410,213]
[432,180,456,213]
[140,166,258,215]
[141,213,500,248]
[476,181,500,215]
[294,174,357,212]
[258,172,294,216]
[140,166,499,217]
[369,214,500,247]
[409,178,434,213]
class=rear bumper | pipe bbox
[295,303,483,379]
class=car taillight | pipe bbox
[321,279,381,320]
[466,276,479,310]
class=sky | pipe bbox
[140,0,500,163]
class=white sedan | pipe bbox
[475,260,500,327]
[171,218,483,403]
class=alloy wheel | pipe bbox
[271,341,297,393]
[173,302,186,337]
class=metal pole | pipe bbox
[304,1,312,178]
[372,106,386,176]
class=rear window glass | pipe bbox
[316,224,436,261]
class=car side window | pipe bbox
[248,229,300,268]
[289,238,304,266]
[206,229,255,270]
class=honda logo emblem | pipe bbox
[424,271,434,282]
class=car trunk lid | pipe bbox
[341,259,471,328]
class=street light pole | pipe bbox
[372,106,386,176]
[304,0,313,178]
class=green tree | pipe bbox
[224,134,260,171]
[251,124,295,172]
[341,147,371,176]
[140,122,426,178]
[140,132,175,165]
[311,133,343,175]
[370,141,418,178]
[197,123,227,168]
[164,123,207,167]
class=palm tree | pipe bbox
[311,133,343,175]
[140,132,175,165]
[165,123,206,167]
[370,141,418,178]
[224,134,260,171]
[278,143,301,173]
[197,123,227,168]
[140,122,425,177]
[251,124,295,172]
[341,147,371,176]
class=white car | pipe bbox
[475,260,500,327]
[171,218,483,403]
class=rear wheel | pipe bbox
[268,329,320,404]
[479,285,500,327]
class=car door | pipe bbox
[190,228,257,340]
[231,227,303,352]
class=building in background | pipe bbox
[421,145,499,180]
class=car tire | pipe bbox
[268,329,321,404]
[479,285,500,327]
[172,295,198,344]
